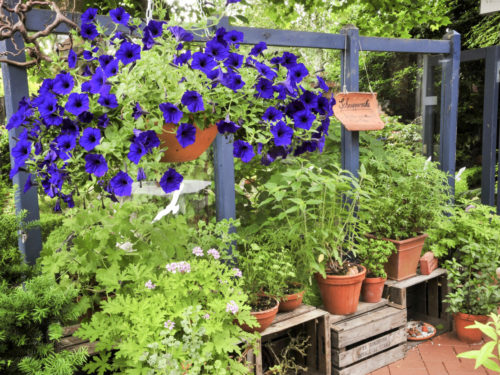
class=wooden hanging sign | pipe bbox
[333,92,384,131]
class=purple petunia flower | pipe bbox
[285,100,305,117]
[43,112,63,127]
[300,91,318,110]
[168,26,194,42]
[132,102,148,120]
[97,113,109,128]
[205,40,229,61]
[145,20,164,38]
[137,167,146,182]
[281,51,298,68]
[89,68,106,93]
[262,106,283,122]
[216,119,240,134]
[159,168,183,194]
[110,171,133,196]
[159,102,183,124]
[191,52,217,73]
[227,0,242,3]
[255,62,277,80]
[317,75,329,92]
[142,28,155,51]
[52,73,74,95]
[81,7,98,23]
[173,50,191,66]
[84,153,108,177]
[98,93,118,108]
[56,134,76,160]
[316,96,333,116]
[109,7,130,26]
[224,52,244,70]
[6,110,25,130]
[79,128,101,151]
[271,121,294,147]
[116,42,141,65]
[78,111,93,124]
[176,123,196,148]
[293,109,316,130]
[233,140,255,163]
[65,93,89,116]
[68,49,77,69]
[288,63,308,84]
[24,174,34,193]
[61,118,79,136]
[80,23,99,40]
[249,41,267,56]
[181,91,204,112]
[224,30,244,46]
[137,130,160,151]
[255,78,274,99]
[98,54,113,69]
[38,94,58,117]
[222,73,245,92]
[11,139,31,165]
[128,141,146,165]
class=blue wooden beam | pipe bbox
[1,18,42,265]
[481,46,500,207]
[439,31,461,197]
[340,25,360,178]
[359,36,450,54]
[461,48,487,62]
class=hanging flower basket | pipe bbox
[158,123,218,162]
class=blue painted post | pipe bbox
[439,31,461,197]
[213,18,236,227]
[482,46,500,207]
[340,25,360,177]
[0,22,42,264]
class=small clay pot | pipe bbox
[159,123,218,162]
[279,289,305,312]
[361,276,387,303]
[454,312,489,344]
[241,297,279,333]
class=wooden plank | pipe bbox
[385,268,447,290]
[255,338,263,375]
[321,314,332,375]
[262,309,327,337]
[306,316,317,370]
[331,307,407,348]
[359,36,450,54]
[333,344,406,375]
[333,328,406,367]
[329,299,388,324]
[427,278,439,318]
[62,324,81,337]
[271,305,316,325]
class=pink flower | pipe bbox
[145,280,156,289]
[207,248,220,259]
[164,320,175,330]
[232,267,242,277]
[192,246,204,257]
[226,300,239,315]
[165,261,191,273]
[203,313,210,320]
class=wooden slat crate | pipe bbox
[56,324,97,355]
[246,305,331,375]
[331,304,407,375]
[384,268,452,333]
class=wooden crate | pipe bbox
[56,324,97,354]
[384,268,452,333]
[331,303,407,375]
[246,305,331,375]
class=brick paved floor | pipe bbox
[368,331,499,375]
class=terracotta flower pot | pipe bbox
[454,312,489,344]
[279,290,305,312]
[383,233,428,281]
[315,265,366,315]
[241,297,280,333]
[158,123,218,162]
[361,276,387,303]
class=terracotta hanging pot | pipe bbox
[383,233,428,281]
[315,265,366,315]
[240,296,279,333]
[158,123,218,163]
[279,287,305,312]
[361,276,387,303]
[454,312,489,344]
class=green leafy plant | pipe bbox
[456,313,500,373]
[76,247,256,374]
[0,273,87,375]
[362,145,451,240]
[356,237,396,278]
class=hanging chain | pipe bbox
[146,0,154,23]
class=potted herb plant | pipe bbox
[433,202,500,343]
[356,237,396,303]
[8,5,335,210]
[362,146,450,280]
[254,160,371,315]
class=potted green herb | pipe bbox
[356,237,396,303]
[434,202,500,343]
[363,147,450,280]
[254,160,370,315]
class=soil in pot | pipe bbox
[241,295,279,333]
[361,275,387,303]
[316,263,366,315]
[454,312,489,344]
[158,123,218,162]
[279,284,305,312]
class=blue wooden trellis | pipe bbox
[423,45,500,212]
[1,8,460,263]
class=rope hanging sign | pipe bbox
[333,92,384,131]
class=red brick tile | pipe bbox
[389,367,429,375]
[369,367,390,375]
[419,345,459,362]
[444,360,487,374]
[390,359,427,369]
[405,347,423,361]
[431,332,470,347]
[424,361,448,375]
